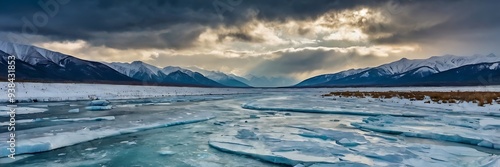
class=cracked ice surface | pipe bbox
[210,126,498,166]
[0,109,214,157]
[215,93,500,166]
[352,115,500,150]
[2,88,500,166]
[242,96,433,117]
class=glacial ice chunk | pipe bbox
[0,106,48,116]
[88,100,110,106]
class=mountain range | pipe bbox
[295,53,500,87]
[0,41,259,87]
[2,41,500,87]
[104,61,225,87]
[186,67,250,87]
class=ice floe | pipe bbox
[0,106,48,116]
[68,108,80,113]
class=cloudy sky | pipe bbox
[1,0,499,81]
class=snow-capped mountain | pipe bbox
[161,66,195,76]
[104,62,224,87]
[365,54,500,78]
[0,41,225,87]
[104,61,166,83]
[187,67,250,87]
[296,54,500,87]
[0,41,137,83]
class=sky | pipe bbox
[0,0,499,81]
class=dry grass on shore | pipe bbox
[322,91,500,106]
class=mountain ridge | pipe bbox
[295,54,500,87]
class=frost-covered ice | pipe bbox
[352,115,500,149]
[242,96,427,117]
[0,110,214,157]
[0,82,256,102]
[209,127,498,166]
[2,86,500,166]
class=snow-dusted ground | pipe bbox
[0,82,256,102]
[1,83,500,166]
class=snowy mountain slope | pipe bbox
[0,41,137,83]
[371,54,500,77]
[297,54,500,87]
[0,41,224,87]
[416,61,500,85]
[161,66,195,76]
[103,61,167,83]
[187,67,250,87]
[104,61,224,87]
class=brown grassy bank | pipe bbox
[322,91,500,106]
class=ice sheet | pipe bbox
[0,111,214,157]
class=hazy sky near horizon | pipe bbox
[0,0,499,80]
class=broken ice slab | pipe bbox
[352,115,500,150]
[0,106,48,116]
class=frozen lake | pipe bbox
[1,88,500,166]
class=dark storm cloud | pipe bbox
[1,0,499,50]
[0,0,377,49]
[367,0,500,45]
